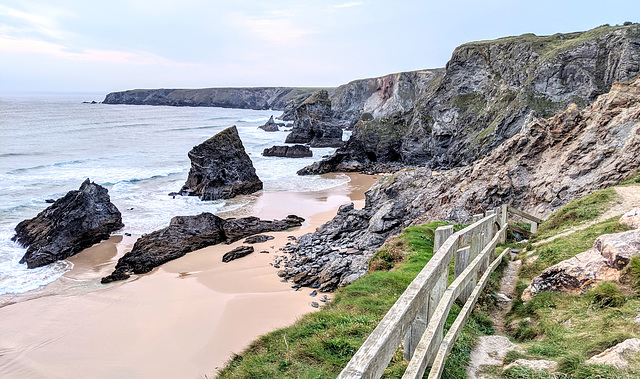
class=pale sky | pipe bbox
[1,0,638,93]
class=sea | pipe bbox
[0,92,350,296]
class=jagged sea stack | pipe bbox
[179,126,263,200]
[12,179,123,268]
[285,90,343,147]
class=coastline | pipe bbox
[0,172,380,379]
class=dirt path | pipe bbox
[491,255,522,335]
[535,185,640,246]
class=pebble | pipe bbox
[310,290,317,297]
[310,302,319,308]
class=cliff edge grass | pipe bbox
[492,173,640,379]
[216,221,506,379]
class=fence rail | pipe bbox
[338,208,509,379]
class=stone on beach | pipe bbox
[13,179,123,268]
[222,246,255,263]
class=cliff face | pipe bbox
[280,75,640,291]
[303,24,640,173]
[103,87,326,110]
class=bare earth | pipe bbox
[0,173,379,379]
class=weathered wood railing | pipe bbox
[338,209,509,379]
[500,204,544,240]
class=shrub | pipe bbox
[586,282,626,308]
[360,112,373,121]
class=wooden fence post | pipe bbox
[499,204,508,244]
[403,225,453,360]
[454,246,470,302]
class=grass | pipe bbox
[217,221,504,378]
[534,188,619,240]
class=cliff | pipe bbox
[103,87,328,110]
[302,24,640,174]
[281,74,640,290]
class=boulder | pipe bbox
[101,213,226,283]
[523,229,640,300]
[620,207,640,229]
[586,338,640,369]
[223,215,304,243]
[262,145,312,158]
[222,246,254,262]
[101,213,304,283]
[258,115,284,132]
[243,234,275,244]
[285,90,343,148]
[13,179,123,268]
[178,126,263,200]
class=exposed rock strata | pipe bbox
[282,76,640,291]
[301,24,640,174]
[522,229,640,299]
[103,87,323,110]
[102,213,304,283]
[285,90,343,147]
[13,179,123,268]
[179,126,263,200]
[263,145,312,158]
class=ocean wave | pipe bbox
[237,117,270,123]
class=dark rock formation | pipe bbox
[178,126,263,200]
[285,90,344,147]
[13,179,123,268]
[263,145,312,158]
[103,87,325,110]
[102,213,226,283]
[301,24,640,174]
[258,116,284,132]
[244,234,275,244]
[223,215,304,243]
[102,213,304,282]
[282,75,640,291]
[222,246,254,262]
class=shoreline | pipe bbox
[0,172,380,379]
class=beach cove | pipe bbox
[0,172,379,378]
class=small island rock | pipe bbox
[178,126,263,200]
[262,145,313,158]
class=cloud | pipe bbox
[334,2,364,8]
[230,11,316,46]
[0,34,202,67]
[0,4,74,40]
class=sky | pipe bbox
[1,1,639,93]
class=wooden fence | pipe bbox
[338,208,511,379]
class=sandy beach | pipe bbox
[0,173,380,379]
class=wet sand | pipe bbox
[0,173,379,379]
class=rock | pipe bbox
[635,314,640,323]
[586,338,640,369]
[178,126,263,200]
[102,213,225,283]
[310,290,317,297]
[504,359,558,373]
[13,179,123,268]
[102,213,302,283]
[258,115,284,132]
[300,24,640,174]
[243,234,275,244]
[285,90,344,148]
[309,302,319,308]
[262,145,312,158]
[222,246,254,263]
[620,207,640,229]
[467,336,523,378]
[223,215,304,243]
[523,229,640,299]
[259,250,269,254]
[496,293,511,302]
[44,199,55,204]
